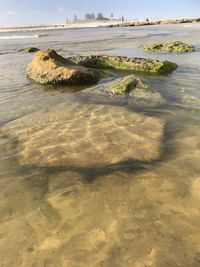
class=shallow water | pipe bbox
[0,24,200,267]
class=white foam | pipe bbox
[0,35,39,40]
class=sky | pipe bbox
[0,0,200,27]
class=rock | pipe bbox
[160,19,193,24]
[107,75,148,95]
[159,19,180,24]
[143,41,195,53]
[79,77,164,108]
[19,47,40,53]
[106,75,162,103]
[134,21,160,26]
[129,87,162,101]
[69,55,178,75]
[109,18,200,28]
[26,49,99,85]
[1,101,164,168]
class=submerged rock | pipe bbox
[79,78,164,108]
[69,55,178,75]
[19,47,40,53]
[26,49,99,85]
[107,75,148,95]
[143,41,195,53]
[106,75,163,104]
[129,86,162,101]
[2,101,164,168]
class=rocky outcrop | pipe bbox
[109,17,200,28]
[159,18,195,24]
[1,101,165,168]
[26,49,99,85]
[143,41,195,53]
[26,50,177,87]
[69,55,178,75]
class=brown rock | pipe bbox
[26,49,99,85]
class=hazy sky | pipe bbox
[0,0,200,26]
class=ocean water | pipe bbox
[0,24,200,267]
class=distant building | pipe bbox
[73,14,78,22]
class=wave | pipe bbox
[0,35,39,40]
[0,34,49,40]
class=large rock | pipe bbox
[143,41,195,53]
[26,49,99,85]
[1,101,164,168]
[69,55,178,75]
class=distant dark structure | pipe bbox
[67,12,117,23]
[84,12,109,21]
[97,12,104,20]
[73,14,78,22]
[85,13,95,20]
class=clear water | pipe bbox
[0,24,200,267]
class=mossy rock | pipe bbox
[107,75,163,102]
[19,47,40,53]
[26,49,99,85]
[69,55,178,75]
[107,75,148,95]
[143,41,195,53]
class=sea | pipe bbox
[0,23,200,267]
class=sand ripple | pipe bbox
[2,102,164,168]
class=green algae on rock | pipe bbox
[26,49,99,85]
[107,75,163,103]
[107,75,148,95]
[143,41,195,53]
[19,47,40,53]
[69,55,178,75]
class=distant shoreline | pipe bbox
[109,17,200,28]
[0,21,119,33]
[1,17,200,33]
